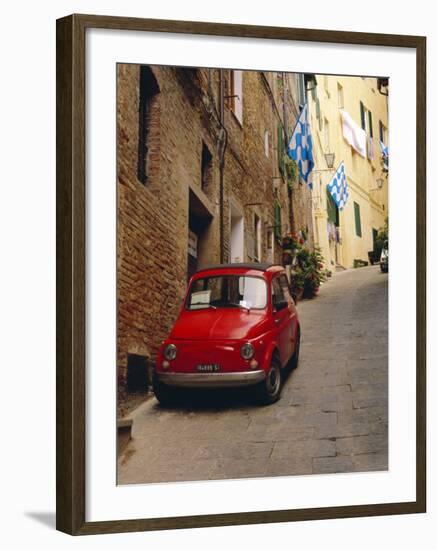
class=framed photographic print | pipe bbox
[56,13,426,535]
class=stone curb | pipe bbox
[117,418,133,454]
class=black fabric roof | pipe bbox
[195,262,280,273]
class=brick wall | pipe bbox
[117,65,312,385]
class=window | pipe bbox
[327,190,339,227]
[337,83,344,109]
[201,142,212,190]
[137,66,159,184]
[367,110,373,138]
[279,274,292,302]
[272,277,286,310]
[264,130,269,157]
[379,120,387,144]
[354,201,362,237]
[372,228,378,251]
[230,70,243,124]
[359,102,373,136]
[359,101,366,130]
[307,74,317,101]
[230,203,244,263]
[297,73,306,108]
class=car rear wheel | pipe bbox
[290,326,301,370]
[255,356,282,405]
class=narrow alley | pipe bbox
[118,265,388,484]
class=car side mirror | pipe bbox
[274,301,288,312]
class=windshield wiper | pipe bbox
[227,302,251,312]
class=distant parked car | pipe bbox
[153,263,301,406]
[380,240,389,273]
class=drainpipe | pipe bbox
[219,69,226,263]
[283,73,295,233]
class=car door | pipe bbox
[271,276,291,365]
[279,274,298,361]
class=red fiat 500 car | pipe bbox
[153,263,301,405]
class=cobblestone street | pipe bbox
[118,265,388,484]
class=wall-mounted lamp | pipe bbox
[324,152,336,169]
[377,78,389,96]
[313,152,336,174]
[304,73,317,91]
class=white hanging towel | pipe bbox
[340,109,367,158]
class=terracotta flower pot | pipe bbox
[294,288,304,302]
[282,252,293,266]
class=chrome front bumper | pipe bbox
[157,370,266,388]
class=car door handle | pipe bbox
[274,318,281,325]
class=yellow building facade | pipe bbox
[308,76,388,270]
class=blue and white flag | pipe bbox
[327,162,349,211]
[287,104,314,189]
[380,141,389,171]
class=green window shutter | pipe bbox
[327,191,339,226]
[360,101,366,130]
[327,192,335,223]
[274,202,282,240]
[298,74,306,106]
[277,124,285,174]
[354,202,362,237]
[368,110,373,137]
[372,228,378,249]
[379,120,384,142]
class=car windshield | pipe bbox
[187,275,267,310]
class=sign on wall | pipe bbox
[188,229,198,258]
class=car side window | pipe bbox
[272,277,285,309]
[279,274,292,302]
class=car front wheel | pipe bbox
[152,372,177,407]
[255,356,282,405]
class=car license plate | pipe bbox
[196,364,221,372]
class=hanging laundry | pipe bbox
[340,109,367,158]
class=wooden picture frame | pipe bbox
[56,13,426,535]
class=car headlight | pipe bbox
[164,343,177,361]
[240,342,255,360]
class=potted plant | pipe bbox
[288,242,327,301]
[282,232,300,251]
[290,267,305,302]
[282,232,301,266]
[284,156,298,191]
[302,247,326,299]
